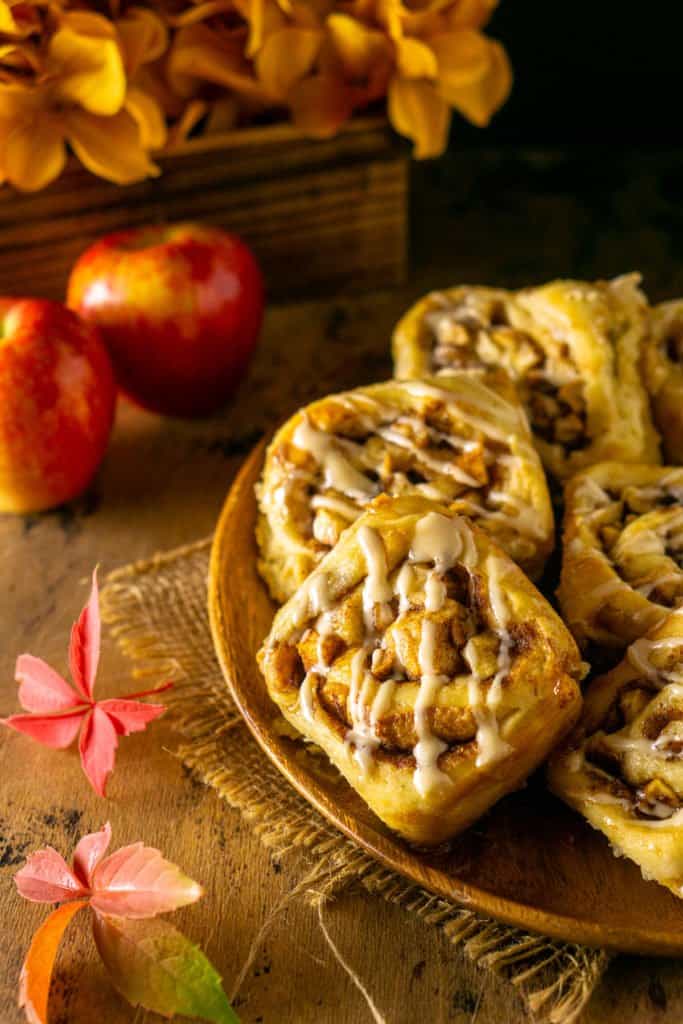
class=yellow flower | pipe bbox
[0,10,163,190]
[378,0,512,156]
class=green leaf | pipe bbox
[92,913,240,1024]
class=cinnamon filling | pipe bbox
[425,296,589,452]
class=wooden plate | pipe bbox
[209,444,683,955]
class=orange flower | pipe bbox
[0,8,167,190]
[0,0,511,187]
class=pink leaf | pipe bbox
[90,844,203,919]
[15,848,87,904]
[69,568,101,701]
[79,705,118,798]
[19,901,88,1024]
[2,710,86,749]
[15,655,82,713]
[72,822,112,889]
[99,699,167,736]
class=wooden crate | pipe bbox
[0,117,408,302]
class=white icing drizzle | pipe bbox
[410,511,462,572]
[627,635,683,685]
[462,557,514,768]
[483,490,547,540]
[585,578,631,605]
[310,493,361,522]
[376,426,481,487]
[358,525,393,634]
[345,647,380,772]
[292,415,377,501]
[395,562,416,614]
[332,510,515,794]
[297,573,335,723]
[486,555,513,712]
[414,606,450,796]
[407,512,480,794]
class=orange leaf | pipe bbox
[387,74,450,158]
[19,901,88,1024]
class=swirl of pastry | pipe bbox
[643,300,683,464]
[259,495,583,846]
[548,608,683,898]
[558,463,683,651]
[256,375,554,603]
[392,275,660,479]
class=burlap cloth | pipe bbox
[101,537,610,1024]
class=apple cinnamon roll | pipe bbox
[256,376,554,604]
[548,608,683,898]
[558,463,683,651]
[392,275,660,479]
[259,495,583,846]
[643,300,683,464]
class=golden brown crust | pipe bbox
[557,463,683,650]
[392,275,660,479]
[259,495,583,846]
[548,608,683,898]
[256,375,554,603]
[643,300,683,463]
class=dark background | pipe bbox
[465,1,682,144]
[409,2,683,301]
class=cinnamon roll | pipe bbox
[392,275,660,479]
[558,463,683,651]
[548,608,683,898]
[256,376,554,604]
[643,300,683,464]
[259,495,583,846]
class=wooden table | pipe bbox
[3,147,683,1023]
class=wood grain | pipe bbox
[210,443,683,957]
[0,118,408,302]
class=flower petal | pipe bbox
[446,0,498,30]
[116,7,168,76]
[15,848,87,904]
[19,902,88,1024]
[395,37,438,80]
[98,698,167,736]
[69,568,100,702]
[49,13,126,117]
[2,112,66,192]
[256,27,321,101]
[167,24,267,103]
[65,108,160,188]
[79,705,118,797]
[288,73,353,138]
[91,843,202,918]
[125,86,167,150]
[429,28,492,89]
[387,74,450,158]
[2,710,86,749]
[15,655,80,714]
[435,35,511,125]
[72,822,112,889]
[325,14,390,80]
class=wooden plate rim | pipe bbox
[208,444,683,956]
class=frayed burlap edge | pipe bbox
[101,538,610,1024]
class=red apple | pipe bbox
[67,223,264,418]
[0,299,116,513]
